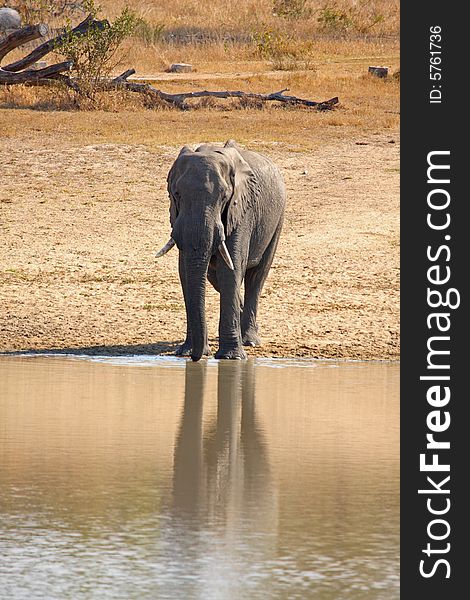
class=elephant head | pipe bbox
[156,141,254,360]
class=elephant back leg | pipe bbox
[209,259,244,318]
[207,262,220,292]
[241,217,283,347]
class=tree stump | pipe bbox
[168,63,193,73]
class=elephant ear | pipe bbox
[224,139,241,150]
[222,145,255,237]
[167,146,191,227]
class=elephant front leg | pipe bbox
[215,267,247,360]
[176,253,211,357]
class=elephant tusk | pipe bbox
[155,238,176,258]
[218,241,235,270]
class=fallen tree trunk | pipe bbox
[105,70,338,110]
[2,14,108,72]
[153,88,339,110]
[0,60,72,84]
[0,24,49,63]
[0,15,108,84]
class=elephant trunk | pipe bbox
[185,257,209,361]
[174,210,228,361]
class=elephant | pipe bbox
[0,7,21,32]
[156,140,286,361]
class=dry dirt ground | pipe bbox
[0,121,399,360]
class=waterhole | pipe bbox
[0,356,399,599]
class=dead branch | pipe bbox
[158,88,339,110]
[0,24,49,63]
[111,69,135,83]
[104,72,339,110]
[0,61,73,84]
[1,15,108,73]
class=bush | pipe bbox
[318,1,384,35]
[317,4,353,32]
[255,28,315,71]
[55,1,137,100]
[272,0,311,20]
[133,17,165,46]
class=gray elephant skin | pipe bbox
[156,140,286,361]
[0,7,21,31]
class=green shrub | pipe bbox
[55,1,137,100]
[318,1,384,34]
[133,18,165,45]
[272,0,311,20]
[317,3,354,32]
[254,28,315,71]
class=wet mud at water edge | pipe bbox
[0,356,399,599]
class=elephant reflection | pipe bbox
[170,360,278,584]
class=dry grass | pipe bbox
[99,0,399,36]
[114,0,399,75]
[0,66,399,147]
[4,1,399,74]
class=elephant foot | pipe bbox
[176,341,211,357]
[242,329,261,347]
[175,341,192,356]
[215,346,247,360]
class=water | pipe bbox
[0,356,399,599]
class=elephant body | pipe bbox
[160,140,285,361]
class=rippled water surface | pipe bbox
[0,356,399,599]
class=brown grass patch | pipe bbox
[98,0,399,37]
